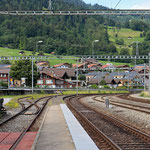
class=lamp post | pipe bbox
[32,40,43,94]
[92,40,99,56]
[132,41,139,65]
[36,40,43,52]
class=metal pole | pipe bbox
[144,63,146,91]
[48,0,52,10]
[136,41,139,55]
[76,59,79,95]
[32,57,34,94]
[92,41,94,56]
[128,71,129,91]
[8,72,10,89]
[149,53,150,95]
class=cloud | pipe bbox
[131,3,150,9]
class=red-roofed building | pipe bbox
[0,69,10,83]
[37,72,75,88]
[53,63,71,68]
[88,64,102,70]
[101,64,116,70]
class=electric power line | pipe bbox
[114,0,122,9]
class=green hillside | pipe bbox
[108,27,145,54]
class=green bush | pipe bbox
[91,84,98,89]
[103,85,110,89]
[117,86,127,89]
[0,81,8,88]
[115,38,124,45]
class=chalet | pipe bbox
[19,51,24,55]
[88,64,102,71]
[0,69,10,83]
[85,58,98,64]
[128,36,132,40]
[0,64,11,69]
[41,68,76,81]
[88,75,121,88]
[36,61,50,70]
[101,63,116,71]
[37,72,75,88]
[53,63,71,68]
[115,65,130,70]
[72,63,88,69]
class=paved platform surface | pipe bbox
[61,104,99,150]
[33,96,75,150]
[0,132,36,150]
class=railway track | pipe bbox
[65,95,150,150]
[93,95,150,114]
[117,94,150,104]
[9,96,52,150]
[0,96,52,127]
[0,96,53,149]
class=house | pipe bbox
[0,64,11,69]
[115,65,130,70]
[0,69,10,83]
[101,63,116,71]
[128,36,132,40]
[36,61,50,70]
[88,75,121,88]
[88,64,102,71]
[85,58,99,64]
[85,72,109,83]
[53,63,71,68]
[37,72,75,88]
[19,51,24,55]
[41,68,76,81]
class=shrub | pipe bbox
[91,84,98,89]
[115,38,124,45]
[103,85,110,89]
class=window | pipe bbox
[56,80,64,84]
[46,80,53,84]
[37,80,43,84]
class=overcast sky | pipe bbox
[83,0,150,9]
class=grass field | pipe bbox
[108,27,144,54]
[0,27,140,68]
[0,46,132,66]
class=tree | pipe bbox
[78,74,86,81]
[145,30,150,41]
[10,60,39,86]
[99,79,106,86]
[115,38,124,45]
[120,48,130,55]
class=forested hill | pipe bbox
[0,0,108,10]
[0,0,150,58]
[0,0,114,55]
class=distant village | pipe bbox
[0,58,148,89]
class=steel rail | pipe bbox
[9,96,51,150]
[93,96,150,114]
[0,96,53,126]
[65,95,122,150]
[77,95,150,143]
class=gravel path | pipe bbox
[81,96,150,134]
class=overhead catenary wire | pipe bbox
[114,0,122,9]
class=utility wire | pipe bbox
[96,0,101,4]
[114,0,122,9]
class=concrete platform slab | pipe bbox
[61,104,99,150]
[33,96,75,150]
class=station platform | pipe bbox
[32,96,98,150]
